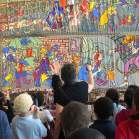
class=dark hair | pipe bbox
[0,92,4,107]
[94,97,114,120]
[124,85,139,108]
[61,101,90,137]
[68,128,106,139]
[61,64,76,84]
[130,87,139,120]
[35,92,44,107]
[106,88,119,105]
[51,74,62,91]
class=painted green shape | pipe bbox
[30,38,43,47]
[9,38,22,48]
[24,57,34,68]
[9,38,43,48]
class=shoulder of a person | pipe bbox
[118,119,130,130]
[75,80,88,86]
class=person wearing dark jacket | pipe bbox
[90,97,115,139]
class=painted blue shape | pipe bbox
[2,47,9,54]
[78,65,88,81]
[93,7,99,18]
[10,47,17,52]
[20,38,31,46]
[7,54,15,62]
[3,80,9,86]
[51,44,59,51]
[19,60,29,66]
[35,78,41,87]
[22,71,27,77]
[15,72,21,79]
[47,51,52,57]
[47,78,52,88]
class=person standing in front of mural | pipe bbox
[51,63,94,139]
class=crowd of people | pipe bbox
[0,63,139,139]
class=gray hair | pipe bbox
[61,101,90,137]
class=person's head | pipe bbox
[35,92,44,107]
[133,87,139,112]
[94,97,114,120]
[61,101,90,137]
[68,128,106,139]
[61,64,76,84]
[14,93,33,115]
[124,85,139,109]
[106,88,119,105]
[52,74,62,91]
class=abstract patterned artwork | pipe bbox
[0,0,138,37]
[0,35,139,92]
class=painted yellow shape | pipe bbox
[41,73,48,83]
[100,6,116,26]
[88,2,95,11]
[107,6,116,15]
[40,47,47,54]
[100,12,108,26]
[3,86,12,91]
[107,70,115,80]
[5,73,13,81]
[122,35,135,45]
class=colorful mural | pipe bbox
[0,35,139,92]
[0,0,139,37]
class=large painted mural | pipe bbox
[0,0,139,37]
[0,35,139,92]
[0,0,139,92]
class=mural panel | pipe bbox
[0,0,139,37]
[0,35,139,92]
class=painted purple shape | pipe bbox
[124,54,139,75]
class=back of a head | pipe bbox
[61,64,76,84]
[124,85,139,108]
[133,87,139,112]
[94,97,114,120]
[14,93,33,115]
[61,101,90,137]
[106,88,119,104]
[52,74,62,90]
[68,128,106,139]
[36,92,44,107]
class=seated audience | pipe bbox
[115,85,139,126]
[0,110,13,139]
[0,92,14,123]
[11,93,47,139]
[53,63,94,139]
[115,87,139,139]
[61,101,105,139]
[106,88,125,120]
[32,91,54,124]
[90,97,115,139]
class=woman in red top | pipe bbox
[115,85,138,126]
[115,86,139,139]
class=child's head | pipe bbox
[94,97,114,120]
[14,93,33,115]
[106,88,119,105]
